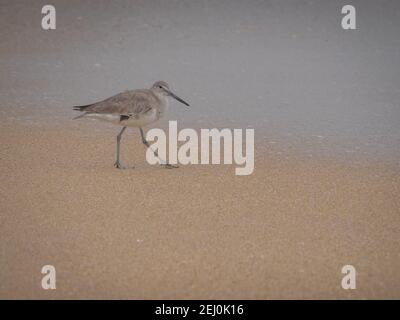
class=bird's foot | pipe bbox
[161,163,179,169]
[114,161,131,170]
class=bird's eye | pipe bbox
[159,86,163,89]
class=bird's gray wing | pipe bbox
[81,90,153,117]
[125,94,154,119]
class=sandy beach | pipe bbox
[1,0,400,299]
[0,120,399,299]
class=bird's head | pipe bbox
[151,81,190,107]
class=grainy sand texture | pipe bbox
[1,0,400,299]
[0,121,399,299]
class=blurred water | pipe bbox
[1,0,399,164]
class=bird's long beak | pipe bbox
[168,90,190,107]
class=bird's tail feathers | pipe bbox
[73,103,93,120]
[73,104,93,111]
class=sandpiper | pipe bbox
[73,81,190,169]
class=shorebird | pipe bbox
[73,81,190,169]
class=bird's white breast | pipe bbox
[158,97,168,119]
[85,109,159,128]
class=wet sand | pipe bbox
[0,120,399,299]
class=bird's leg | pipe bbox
[139,128,178,169]
[140,127,159,157]
[114,126,128,169]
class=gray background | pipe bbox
[1,0,399,163]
